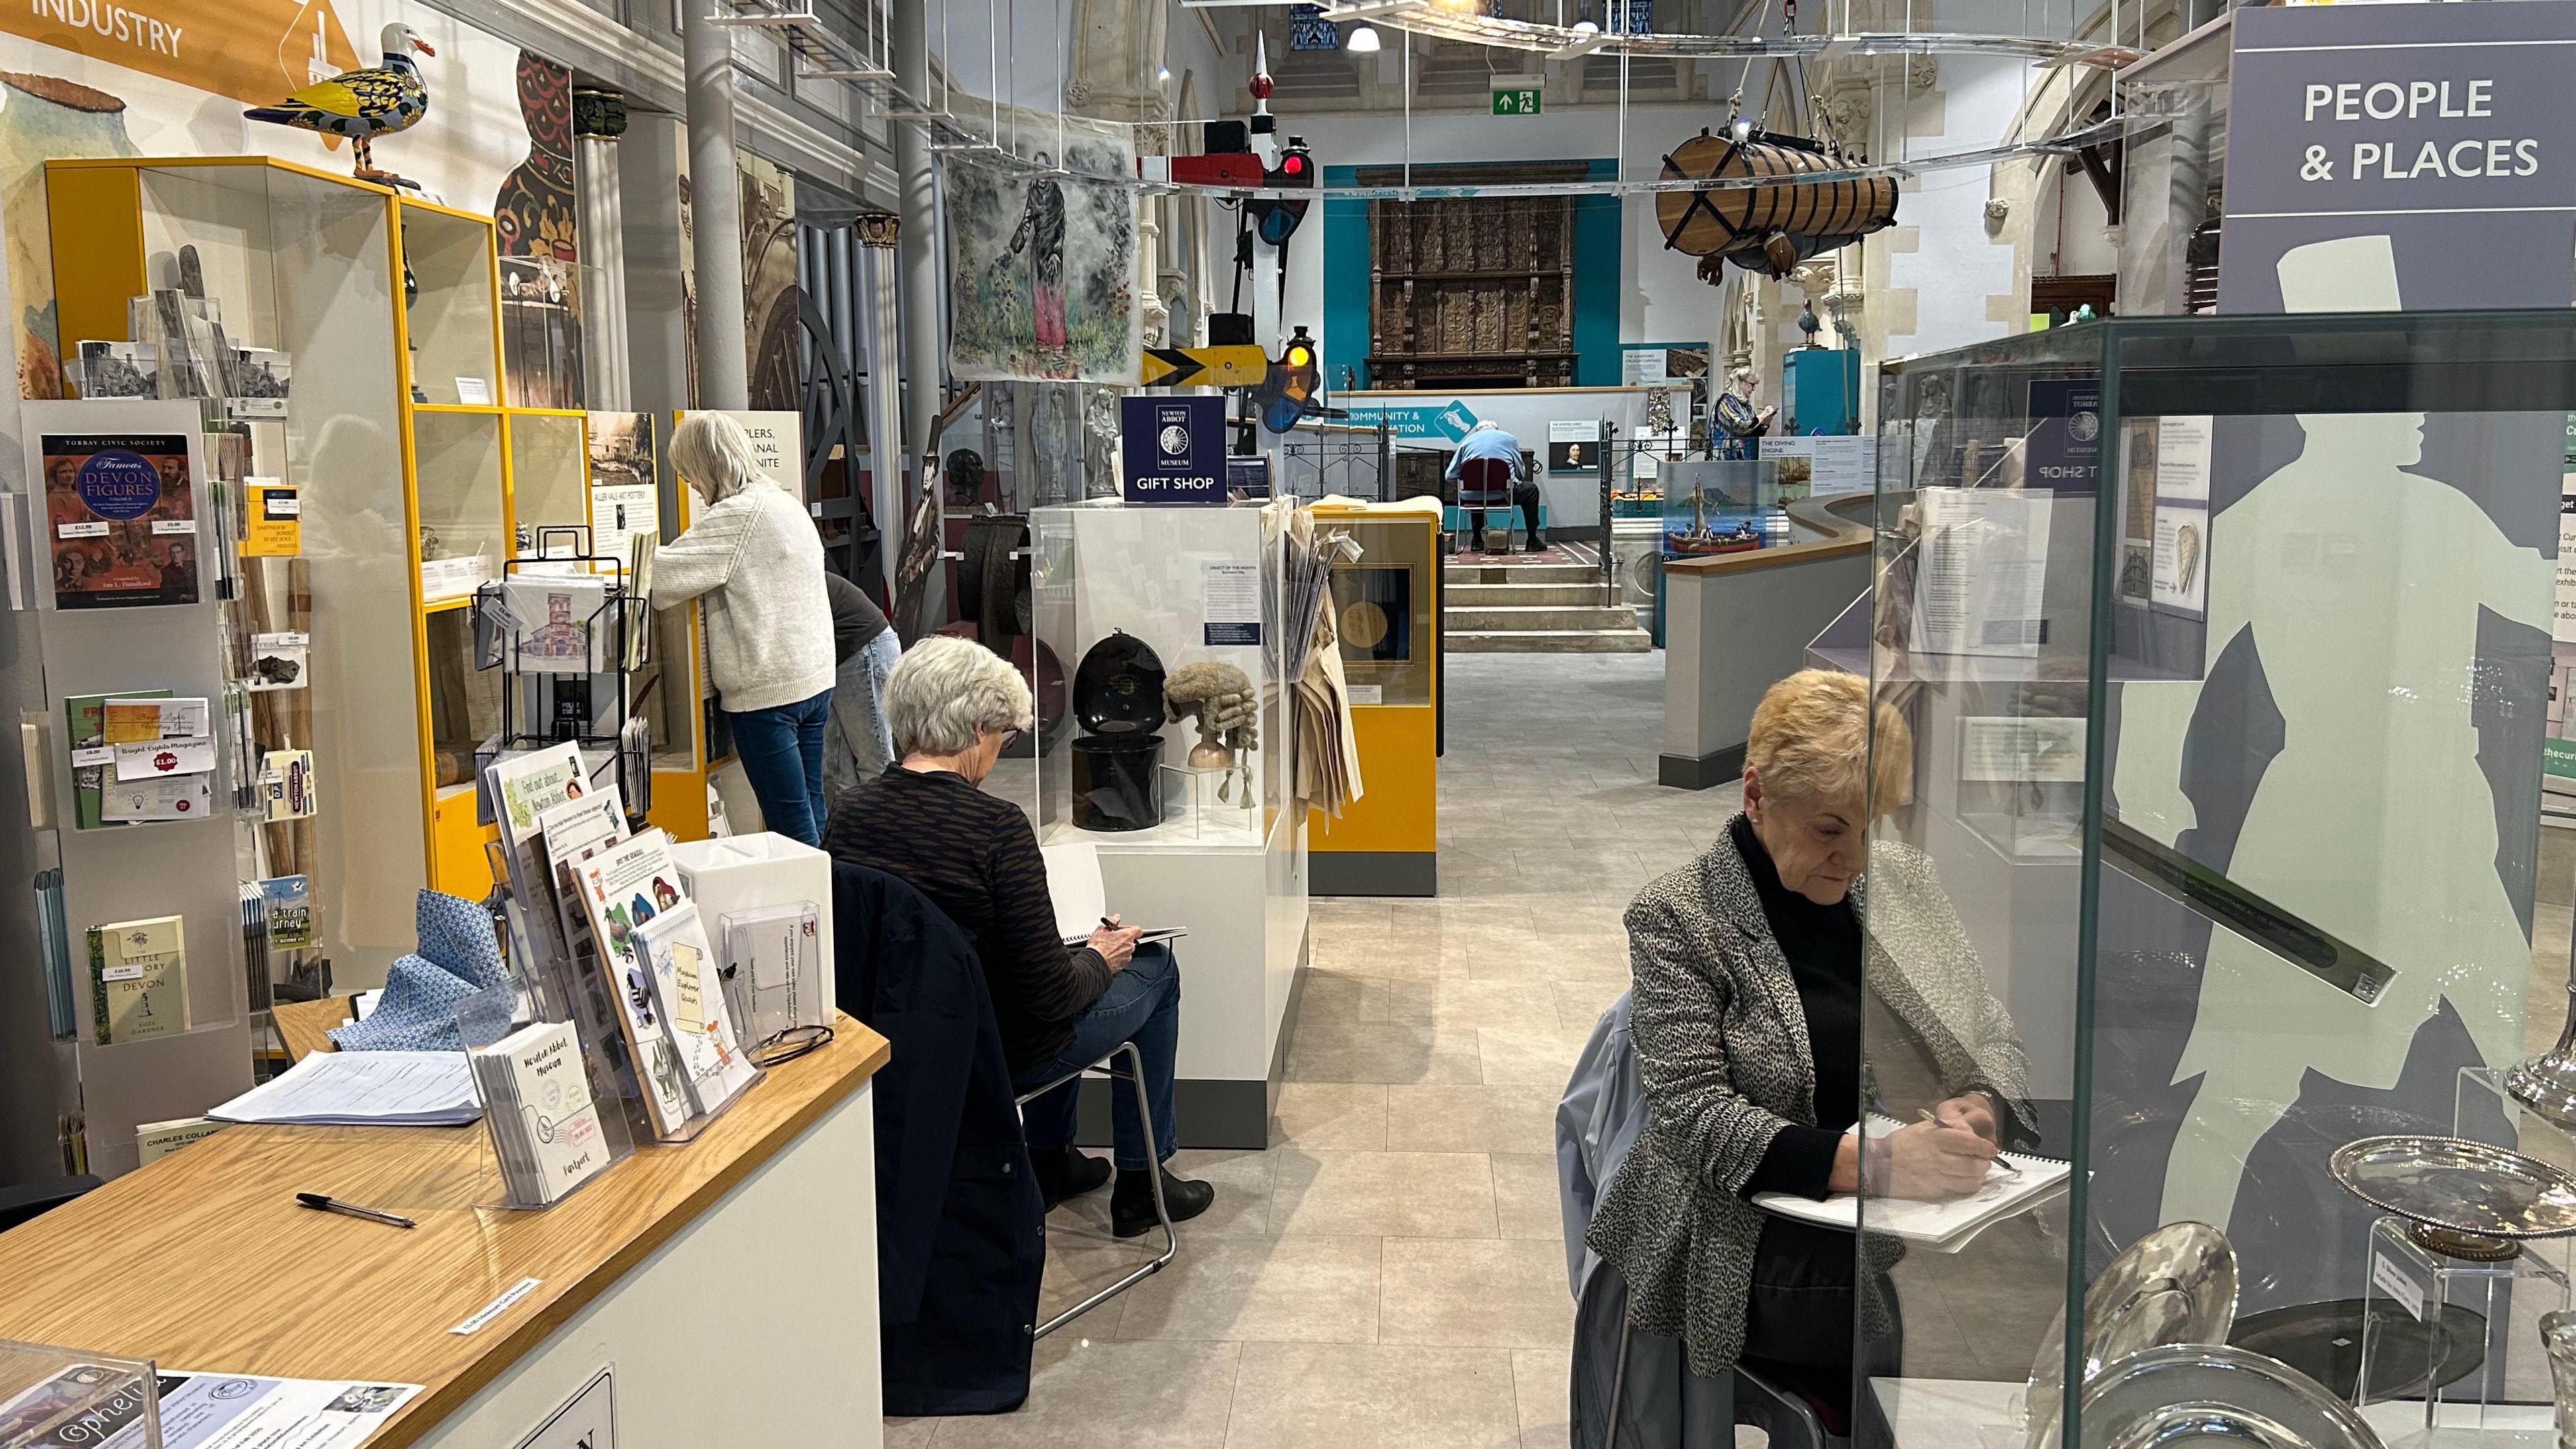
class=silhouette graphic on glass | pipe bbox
[2113,234,2551,1232]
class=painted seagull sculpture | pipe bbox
[246,22,435,184]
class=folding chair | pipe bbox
[1014,1041,1180,1338]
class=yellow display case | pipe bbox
[1305,498,1442,896]
[44,157,703,967]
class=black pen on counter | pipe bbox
[297,1191,417,1229]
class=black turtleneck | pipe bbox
[1733,812,1864,1199]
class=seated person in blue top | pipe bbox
[822,636,1216,1236]
[1444,420,1541,554]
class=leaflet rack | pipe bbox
[470,527,653,820]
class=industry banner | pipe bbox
[7,0,359,111]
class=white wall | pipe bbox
[1883,51,2031,357]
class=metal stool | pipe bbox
[1014,1041,1179,1338]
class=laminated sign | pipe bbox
[1121,395,1225,506]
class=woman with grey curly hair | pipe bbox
[823,636,1216,1231]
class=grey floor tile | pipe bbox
[1271,1148,1499,1238]
[1381,1236,1577,1349]
[1492,1152,1567,1240]
[940,1337,1240,1447]
[1285,1020,1483,1084]
[884,1417,940,1448]
[1383,1083,1564,1154]
[1512,1348,1573,1449]
[1273,1081,1389,1150]
[1551,975,1627,1032]
[1118,1234,1381,1344]
[1476,1024,1597,1085]
[1225,1342,1524,1449]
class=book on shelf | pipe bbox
[87,914,187,1045]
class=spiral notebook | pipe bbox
[1750,1114,2070,1252]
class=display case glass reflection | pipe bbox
[1856,310,2576,1449]
[1321,516,1434,708]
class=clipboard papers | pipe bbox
[1750,1114,2070,1252]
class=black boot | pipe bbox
[1032,1146,1112,1210]
[1112,1167,1216,1238]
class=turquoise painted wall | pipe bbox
[1320,159,1623,390]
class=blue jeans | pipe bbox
[727,688,832,847]
[822,631,901,804]
[1015,944,1181,1172]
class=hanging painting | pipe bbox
[941,105,1138,385]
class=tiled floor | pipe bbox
[887,650,1720,1448]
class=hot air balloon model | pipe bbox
[245,23,436,185]
[1656,123,1896,280]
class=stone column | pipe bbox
[574,87,633,412]
[682,0,749,409]
[853,211,906,594]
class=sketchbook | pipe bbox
[1040,842,1185,948]
[1750,1114,2070,1252]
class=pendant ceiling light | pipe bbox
[1346,23,1382,51]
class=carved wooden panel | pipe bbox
[1363,164,1582,389]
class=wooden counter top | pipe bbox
[272,994,355,1062]
[0,1014,889,1448]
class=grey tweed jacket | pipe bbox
[1582,814,2032,1380]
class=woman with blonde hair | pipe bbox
[654,412,836,844]
[1573,667,2031,1444]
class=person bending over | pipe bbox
[654,413,835,845]
[823,636,1215,1234]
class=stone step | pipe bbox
[1444,604,1640,632]
[1444,582,1619,607]
[1442,562,1604,586]
[1447,627,1655,653]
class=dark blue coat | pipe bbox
[835,861,1044,1415]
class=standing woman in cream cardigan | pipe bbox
[654,413,837,845]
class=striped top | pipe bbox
[824,765,1112,1071]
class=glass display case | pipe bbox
[1304,499,1441,896]
[1660,457,1782,557]
[1857,311,2576,1449]
[1028,502,1281,848]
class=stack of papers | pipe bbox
[472,1021,611,1205]
[209,1050,483,1126]
[1751,1115,2072,1252]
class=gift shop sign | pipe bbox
[1121,396,1226,506]
[11,0,361,111]
[2218,1,2576,311]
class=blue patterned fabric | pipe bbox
[328,890,508,1053]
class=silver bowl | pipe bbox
[2327,1134,2576,1260]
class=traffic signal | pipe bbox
[1250,136,1315,248]
[1256,327,1321,434]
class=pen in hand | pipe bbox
[297,1191,417,1229]
[1917,1108,2019,1177]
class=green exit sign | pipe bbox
[1491,86,1541,115]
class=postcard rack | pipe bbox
[469,529,652,819]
